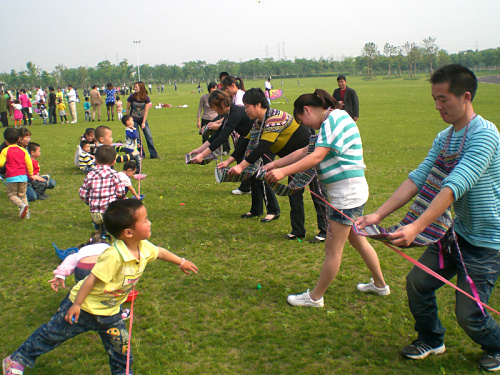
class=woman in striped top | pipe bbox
[265,89,389,307]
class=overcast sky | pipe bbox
[1,0,499,73]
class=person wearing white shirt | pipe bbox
[67,84,78,123]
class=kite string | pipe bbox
[303,185,500,317]
[126,286,135,375]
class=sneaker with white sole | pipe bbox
[480,352,500,372]
[121,308,131,320]
[401,340,446,359]
[287,289,324,307]
[356,278,390,296]
[2,355,25,375]
[231,188,251,195]
[19,204,28,219]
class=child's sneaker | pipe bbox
[287,289,324,307]
[121,308,131,320]
[401,340,446,359]
[19,204,28,219]
[3,355,25,375]
[356,278,390,296]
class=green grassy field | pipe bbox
[1,76,500,374]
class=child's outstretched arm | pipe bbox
[128,184,140,200]
[157,247,198,275]
[65,273,99,324]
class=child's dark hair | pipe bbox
[219,72,229,81]
[14,99,20,104]
[95,125,111,141]
[243,88,269,109]
[95,145,116,165]
[116,95,120,100]
[293,89,338,122]
[123,160,136,171]
[77,230,111,250]
[121,114,132,125]
[85,96,89,101]
[104,199,144,238]
[27,142,40,154]
[84,128,95,137]
[4,128,20,144]
[58,99,62,103]
[222,76,245,91]
[80,140,90,149]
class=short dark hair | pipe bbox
[123,160,136,171]
[122,114,132,125]
[103,199,144,238]
[95,126,111,141]
[430,64,478,101]
[243,88,269,109]
[80,140,91,149]
[85,96,89,101]
[27,142,40,154]
[219,72,229,81]
[95,145,116,165]
[337,75,346,82]
[207,81,217,92]
[4,128,20,144]
[49,86,54,91]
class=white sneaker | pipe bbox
[231,188,251,195]
[356,278,390,296]
[19,204,28,219]
[287,289,324,307]
[71,120,77,123]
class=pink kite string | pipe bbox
[303,186,500,317]
[126,286,135,375]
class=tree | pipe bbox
[422,36,439,73]
[362,42,379,79]
[383,43,398,77]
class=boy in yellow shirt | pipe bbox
[2,199,198,375]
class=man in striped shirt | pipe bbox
[357,64,500,372]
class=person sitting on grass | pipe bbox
[79,140,95,174]
[117,160,141,200]
[95,125,139,165]
[265,89,389,307]
[26,142,56,201]
[121,115,142,174]
[2,199,198,375]
[79,145,126,234]
[0,127,33,219]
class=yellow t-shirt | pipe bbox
[56,103,66,112]
[56,92,64,102]
[69,239,159,316]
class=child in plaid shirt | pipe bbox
[79,145,125,233]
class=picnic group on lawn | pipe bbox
[2,64,500,374]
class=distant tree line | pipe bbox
[2,37,499,89]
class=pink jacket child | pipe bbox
[48,241,109,291]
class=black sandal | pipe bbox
[241,212,258,219]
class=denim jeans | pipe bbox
[48,106,57,124]
[406,233,500,352]
[11,296,132,375]
[135,120,158,158]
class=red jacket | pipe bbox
[0,145,33,178]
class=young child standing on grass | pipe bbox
[79,145,126,234]
[0,127,33,218]
[121,115,141,173]
[57,99,68,123]
[12,99,23,128]
[116,95,123,120]
[265,89,389,307]
[2,199,198,375]
[84,96,92,122]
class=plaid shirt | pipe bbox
[79,165,125,214]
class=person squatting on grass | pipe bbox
[265,89,389,307]
[94,125,139,165]
[79,145,126,234]
[2,199,198,375]
[26,142,56,201]
[0,127,33,219]
[356,64,500,372]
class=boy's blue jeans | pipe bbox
[406,232,500,353]
[11,296,132,375]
